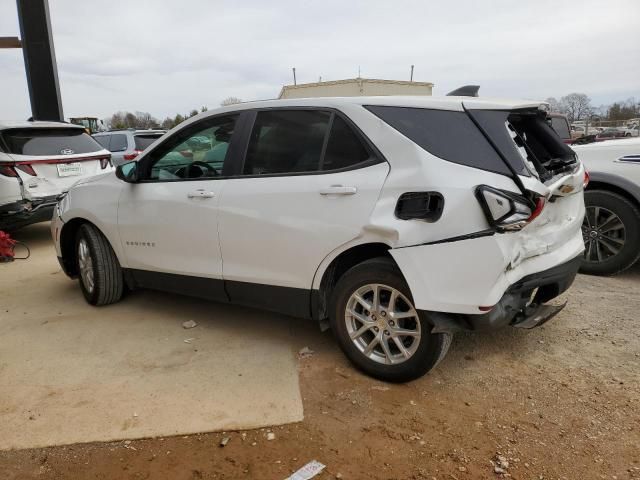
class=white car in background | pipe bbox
[574,137,640,274]
[0,121,112,231]
[52,95,586,381]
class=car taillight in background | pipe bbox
[123,150,142,161]
[583,169,590,188]
[475,185,546,232]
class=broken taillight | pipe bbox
[0,165,18,177]
[15,164,37,176]
[475,185,545,232]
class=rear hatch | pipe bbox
[0,126,112,200]
[465,104,585,265]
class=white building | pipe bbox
[278,77,434,99]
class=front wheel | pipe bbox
[76,223,124,305]
[580,190,640,275]
[330,257,452,382]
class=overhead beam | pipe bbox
[0,36,21,48]
[16,0,64,121]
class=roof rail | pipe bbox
[446,85,480,97]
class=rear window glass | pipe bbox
[0,128,103,156]
[134,134,163,151]
[550,116,571,140]
[469,109,576,181]
[365,106,512,176]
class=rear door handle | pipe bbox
[319,185,358,196]
[187,189,215,199]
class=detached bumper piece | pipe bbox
[463,254,582,331]
[0,196,57,230]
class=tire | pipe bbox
[75,223,124,305]
[580,190,640,276]
[329,257,452,382]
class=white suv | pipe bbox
[1,121,112,231]
[52,96,586,381]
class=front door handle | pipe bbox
[187,189,215,199]
[319,185,358,196]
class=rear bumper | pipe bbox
[463,254,581,331]
[0,196,57,230]
[390,225,585,315]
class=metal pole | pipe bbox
[292,67,296,85]
[410,65,414,82]
[16,0,64,121]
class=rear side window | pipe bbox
[93,135,111,149]
[0,128,103,156]
[108,134,128,152]
[365,106,512,175]
[134,134,163,151]
[550,116,570,140]
[322,116,371,171]
[243,110,331,175]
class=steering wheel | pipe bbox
[176,161,219,178]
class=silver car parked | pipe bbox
[93,129,165,166]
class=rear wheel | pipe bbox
[76,223,124,305]
[330,257,452,382]
[580,190,640,275]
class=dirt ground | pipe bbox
[1,226,639,480]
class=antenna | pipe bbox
[292,67,297,86]
[410,65,414,82]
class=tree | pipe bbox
[221,96,242,107]
[134,111,159,129]
[160,117,175,130]
[173,113,185,126]
[559,93,592,122]
[188,109,199,118]
[200,106,208,113]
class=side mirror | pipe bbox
[115,161,139,183]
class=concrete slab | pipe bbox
[0,224,304,450]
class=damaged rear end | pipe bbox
[0,124,112,231]
[377,99,585,332]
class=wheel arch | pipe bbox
[312,241,397,322]
[59,218,118,277]
[586,172,640,208]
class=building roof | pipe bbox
[278,77,434,98]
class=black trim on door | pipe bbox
[123,268,314,319]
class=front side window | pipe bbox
[145,115,237,181]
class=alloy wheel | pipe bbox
[582,206,626,263]
[78,238,95,293]
[344,283,421,365]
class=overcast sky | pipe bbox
[1,0,639,121]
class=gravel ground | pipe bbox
[1,233,638,479]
